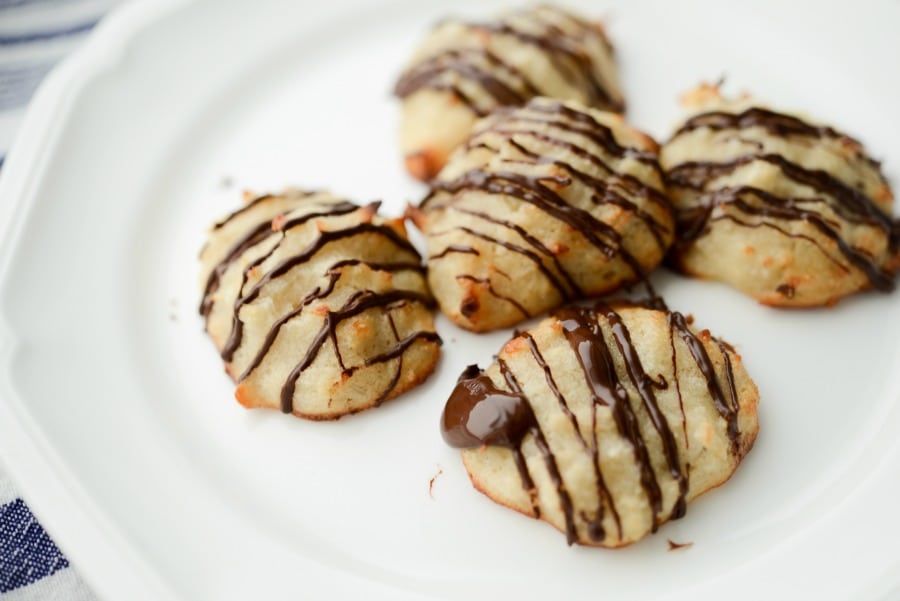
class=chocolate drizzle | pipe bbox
[429,213,582,298]
[237,260,427,383]
[514,101,659,172]
[675,107,846,140]
[421,99,672,317]
[430,170,625,259]
[199,200,358,319]
[668,312,740,455]
[280,289,438,413]
[441,303,744,544]
[518,329,620,541]
[665,106,899,295]
[557,306,665,530]
[428,244,480,260]
[455,274,531,318]
[394,48,535,117]
[394,6,624,115]
[669,154,894,238]
[480,20,623,111]
[501,135,671,250]
[221,221,421,362]
[210,193,276,231]
[602,306,688,520]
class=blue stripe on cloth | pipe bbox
[0,19,99,46]
[0,499,69,593]
[0,62,57,111]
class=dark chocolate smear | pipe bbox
[442,365,536,448]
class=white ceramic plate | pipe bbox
[2,0,900,599]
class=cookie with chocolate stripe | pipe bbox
[441,303,759,547]
[409,97,674,332]
[660,84,900,306]
[199,189,441,419]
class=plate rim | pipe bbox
[0,1,190,599]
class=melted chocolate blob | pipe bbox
[442,365,536,448]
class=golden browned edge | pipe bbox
[449,279,639,334]
[403,203,426,229]
[669,252,876,309]
[889,252,900,275]
[461,452,632,549]
[678,80,751,109]
[233,337,441,420]
[405,148,447,182]
[614,114,660,154]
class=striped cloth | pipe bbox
[0,472,96,599]
[1,1,119,598]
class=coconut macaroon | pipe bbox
[408,97,674,332]
[393,5,625,181]
[660,83,900,306]
[441,303,759,547]
[199,189,441,419]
